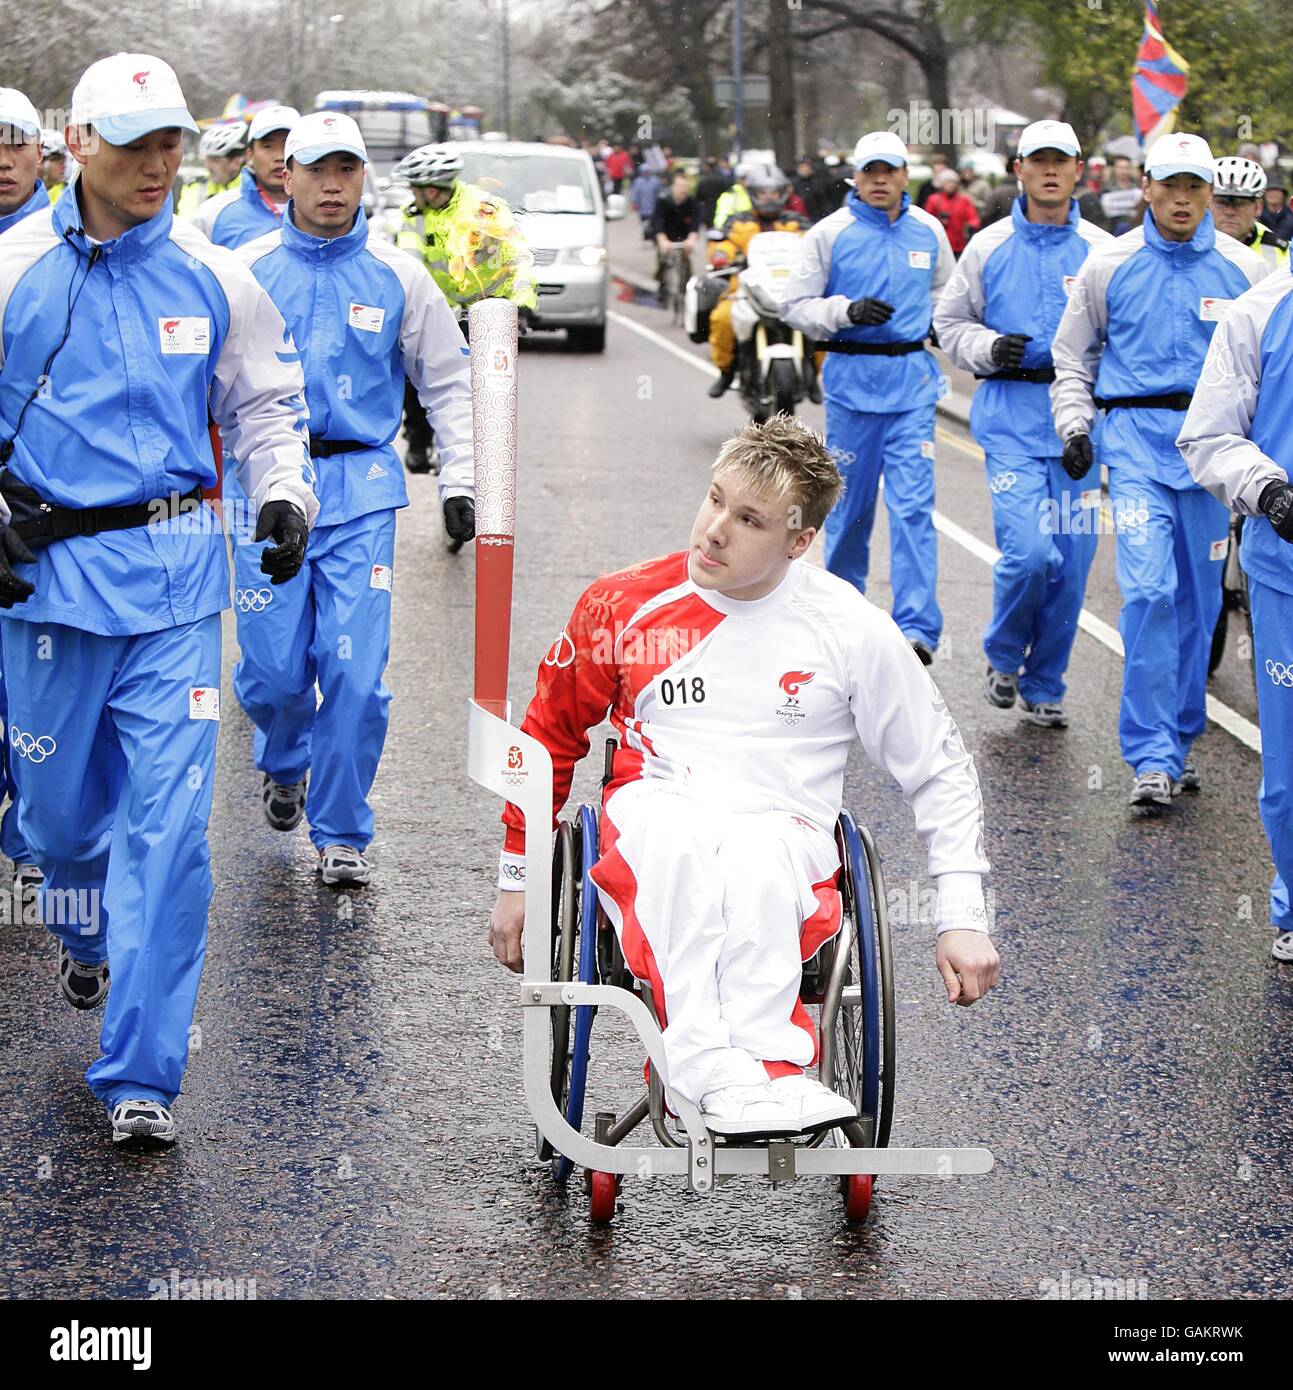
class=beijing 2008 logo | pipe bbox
[502,744,528,787]
[776,669,815,726]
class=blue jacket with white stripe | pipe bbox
[781,189,955,415]
[1052,209,1267,489]
[935,196,1112,458]
[1179,271,1293,597]
[0,186,317,635]
[236,204,473,529]
[192,167,287,250]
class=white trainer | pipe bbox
[698,1082,800,1137]
[768,1074,858,1131]
[318,844,371,887]
[111,1100,176,1146]
[1130,770,1177,807]
[1272,931,1293,963]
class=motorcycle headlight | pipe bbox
[564,245,607,266]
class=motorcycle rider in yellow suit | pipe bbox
[706,167,814,399]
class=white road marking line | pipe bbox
[610,307,719,375]
[612,308,1263,756]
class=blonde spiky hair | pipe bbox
[712,413,844,531]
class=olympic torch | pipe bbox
[465,299,553,980]
[469,299,519,718]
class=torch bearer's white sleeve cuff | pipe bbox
[498,850,527,892]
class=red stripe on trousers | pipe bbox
[590,797,845,1084]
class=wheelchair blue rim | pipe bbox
[554,803,601,1183]
[839,810,881,1145]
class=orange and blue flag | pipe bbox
[1133,1,1190,149]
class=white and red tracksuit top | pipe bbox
[500,551,990,931]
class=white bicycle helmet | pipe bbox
[199,123,248,159]
[746,165,790,215]
[39,128,66,158]
[1213,156,1266,199]
[392,144,463,188]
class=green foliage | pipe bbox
[946,0,1293,151]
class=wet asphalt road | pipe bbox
[1,243,1291,1301]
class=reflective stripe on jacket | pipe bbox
[395,182,535,309]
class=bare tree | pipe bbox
[792,0,959,160]
[554,0,729,153]
[766,0,797,169]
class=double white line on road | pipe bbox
[608,309,1262,756]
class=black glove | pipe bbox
[1259,479,1293,541]
[444,496,476,544]
[254,501,308,584]
[0,524,35,609]
[990,333,1032,370]
[1061,433,1094,482]
[846,296,895,327]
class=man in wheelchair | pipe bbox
[489,416,998,1137]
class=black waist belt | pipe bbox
[975,367,1056,383]
[1094,392,1194,411]
[0,472,205,547]
[822,339,926,356]
[309,438,369,458]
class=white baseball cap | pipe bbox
[851,131,909,170]
[283,112,367,166]
[70,54,198,145]
[248,105,300,143]
[1145,132,1215,183]
[1018,120,1081,159]
[0,88,42,141]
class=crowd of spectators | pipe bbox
[540,131,1293,257]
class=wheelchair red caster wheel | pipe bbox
[843,1172,873,1223]
[587,1170,618,1224]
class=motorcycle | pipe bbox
[685,230,816,423]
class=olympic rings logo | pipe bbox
[9,725,56,762]
[1115,505,1150,531]
[235,588,273,613]
[1201,343,1237,388]
[1266,660,1293,687]
[989,471,1017,493]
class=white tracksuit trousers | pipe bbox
[591,779,841,1105]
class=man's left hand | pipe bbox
[937,930,1000,1007]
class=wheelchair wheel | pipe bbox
[844,1172,873,1223]
[551,806,601,1183]
[588,1170,618,1224]
[829,813,895,1222]
[538,822,578,1165]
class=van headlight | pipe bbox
[564,245,607,266]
